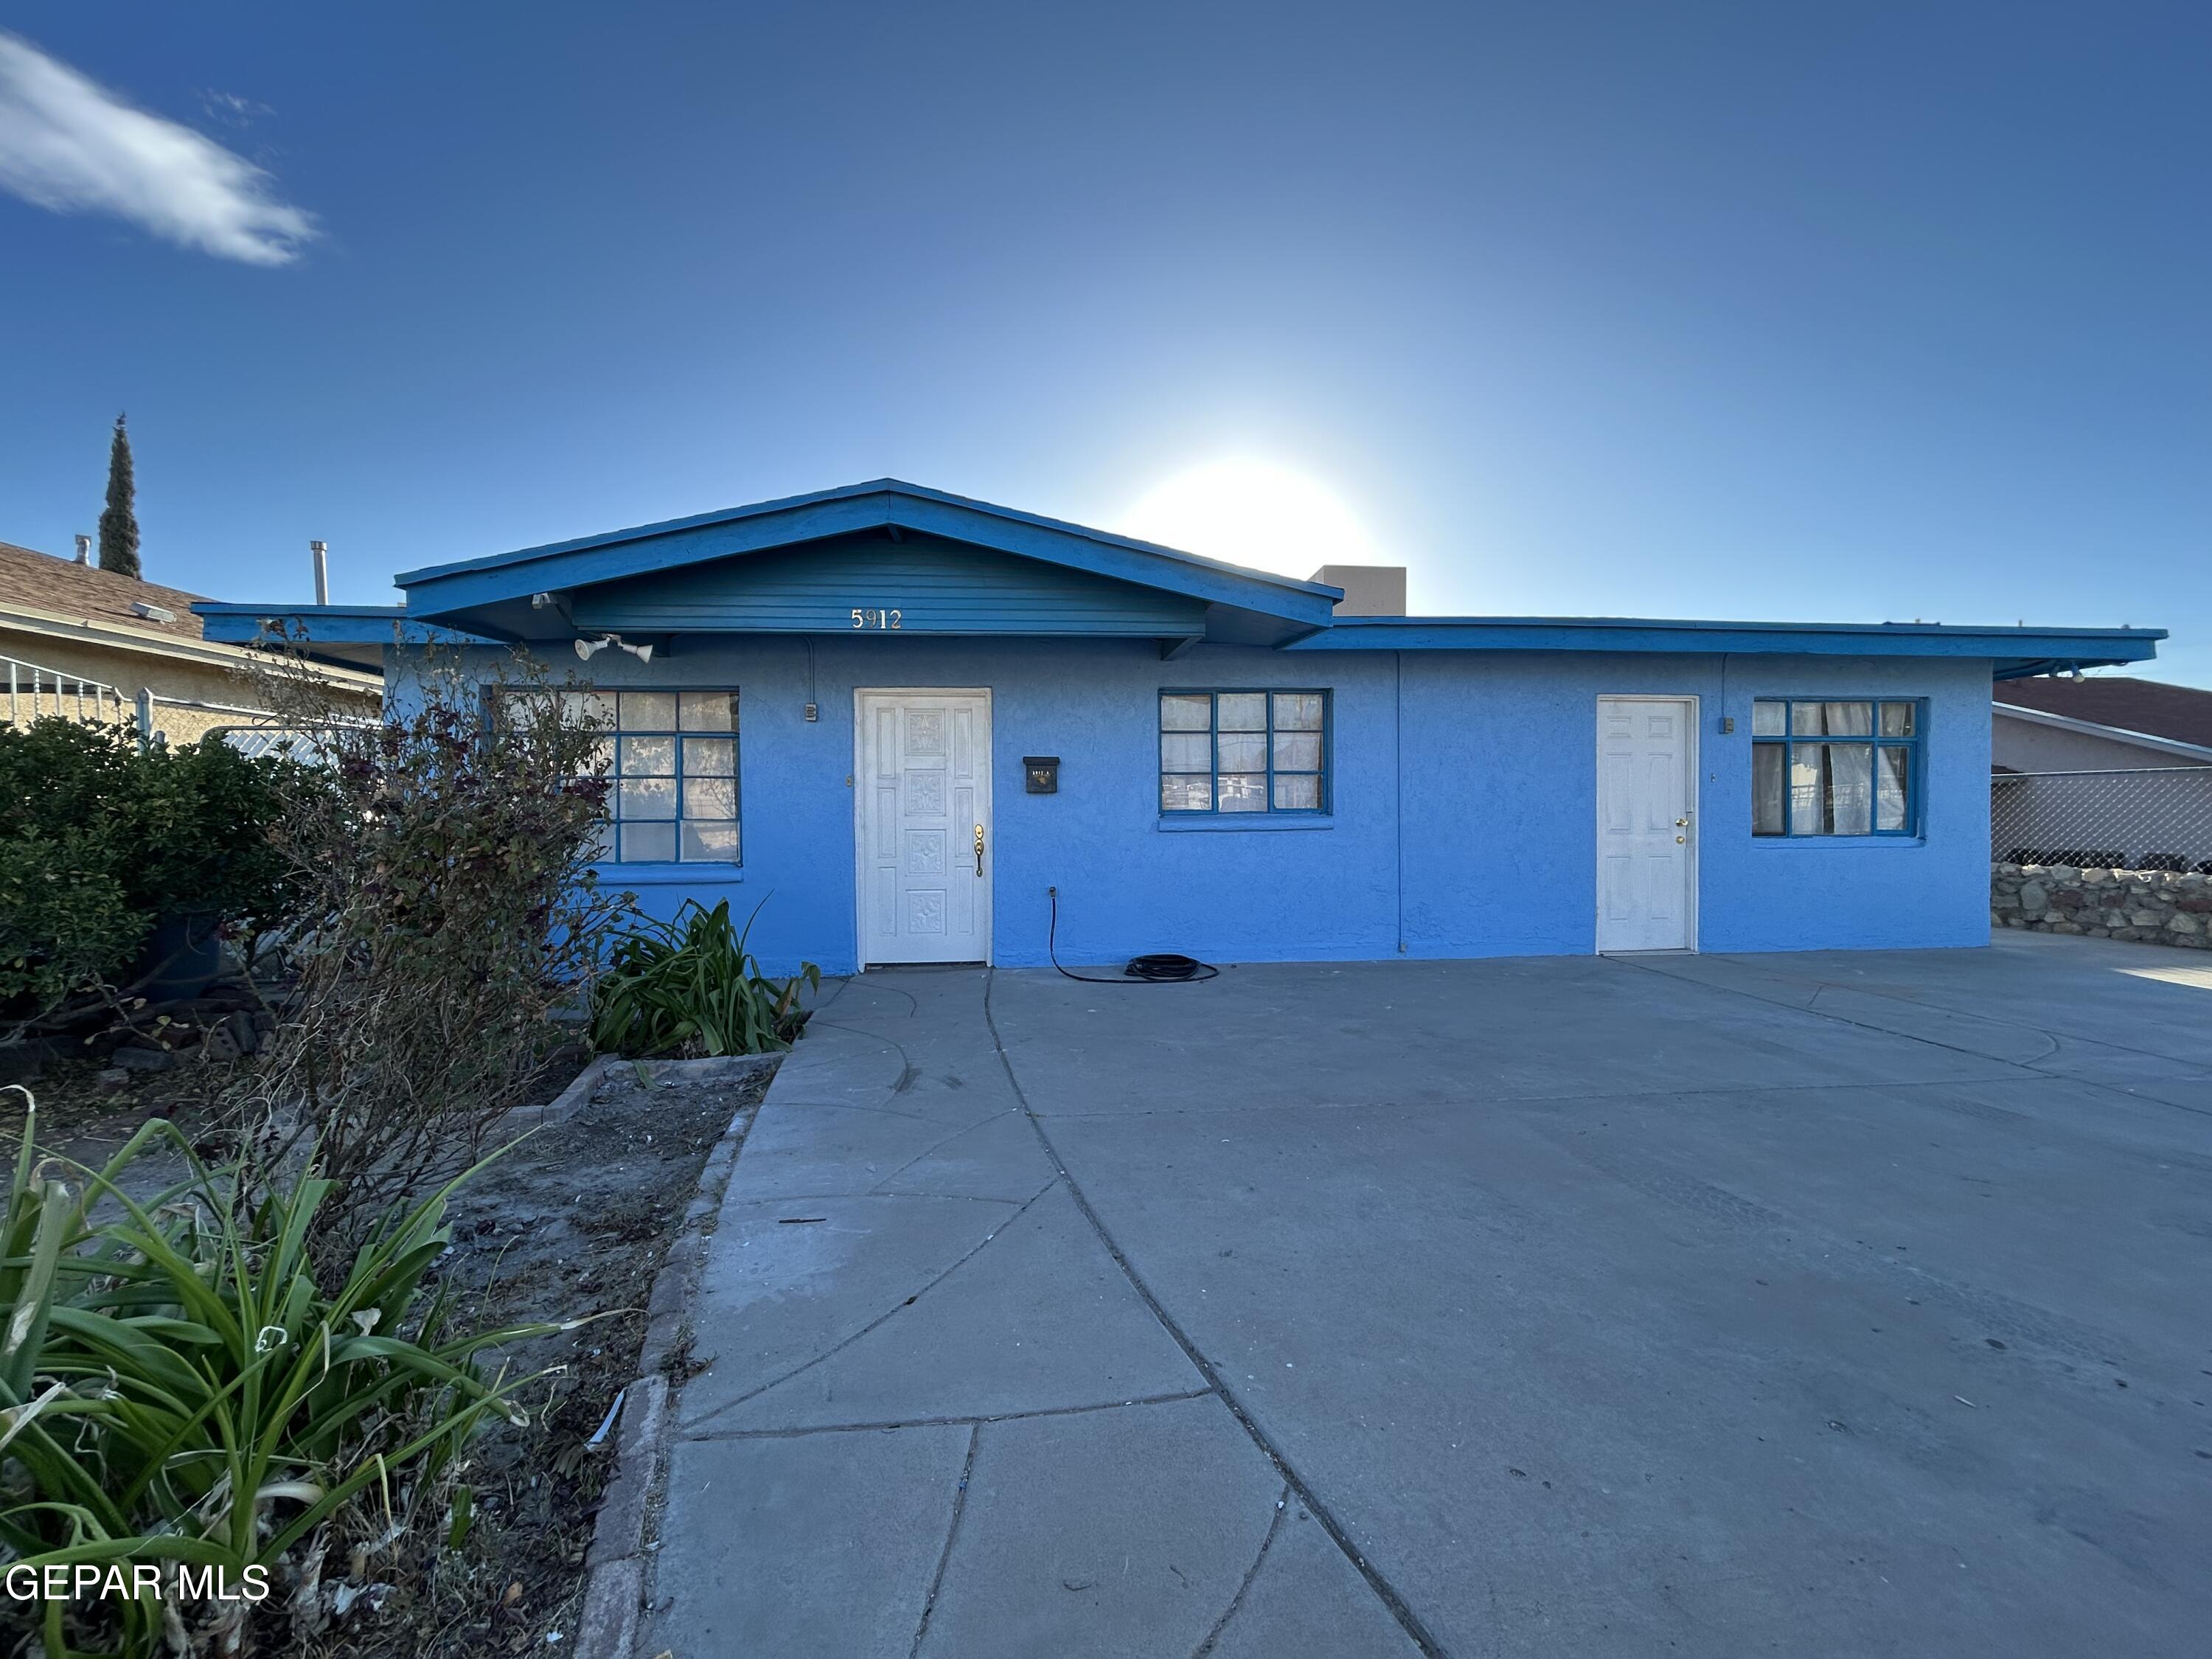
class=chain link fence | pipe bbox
[1992,767,2212,874]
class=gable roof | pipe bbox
[0,539,209,639]
[393,479,1345,644]
[202,479,2166,675]
[1994,676,2212,750]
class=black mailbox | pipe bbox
[1023,756,1061,794]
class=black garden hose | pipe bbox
[1047,888,1220,984]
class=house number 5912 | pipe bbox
[850,608,902,630]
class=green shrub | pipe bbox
[588,897,821,1058]
[0,1088,563,1658]
[0,719,301,1029]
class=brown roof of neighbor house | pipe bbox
[1996,675,2212,750]
[0,540,209,640]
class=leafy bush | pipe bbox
[237,650,624,1235]
[0,720,300,1032]
[588,897,820,1057]
[0,1088,562,1659]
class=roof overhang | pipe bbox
[192,604,490,672]
[392,479,1342,647]
[1286,616,2165,678]
[5,602,383,690]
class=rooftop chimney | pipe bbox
[72,535,91,566]
[310,540,330,605]
[1310,564,1408,616]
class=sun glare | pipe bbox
[1121,459,1380,580]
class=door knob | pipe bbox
[973,823,986,877]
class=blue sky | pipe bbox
[2,2,2206,683]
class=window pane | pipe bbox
[1161,773,1213,811]
[1160,732,1211,772]
[682,736,735,776]
[576,737,616,778]
[1161,695,1212,731]
[1877,746,1910,831]
[1273,773,1321,810]
[1790,700,1824,735]
[1800,742,1874,833]
[585,820,615,863]
[1753,743,1785,835]
[619,776,677,820]
[618,691,676,731]
[1788,746,1823,832]
[621,821,676,861]
[681,821,740,861]
[1217,773,1267,812]
[1216,692,1266,731]
[619,735,675,776]
[1273,692,1324,731]
[1216,731,1267,771]
[1752,700,1786,737]
[679,692,735,731]
[1879,701,1915,737]
[1825,701,1873,737]
[684,777,737,819]
[1273,731,1322,771]
[574,689,615,726]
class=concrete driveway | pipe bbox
[644,933,2212,1658]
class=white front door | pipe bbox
[855,689,992,965]
[1596,696,1697,952]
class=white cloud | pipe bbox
[0,33,316,265]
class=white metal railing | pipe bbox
[1,667,370,766]
[4,655,125,726]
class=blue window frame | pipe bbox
[1751,698,1921,838]
[1159,690,1329,814]
[504,687,742,862]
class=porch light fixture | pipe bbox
[574,633,655,664]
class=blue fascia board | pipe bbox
[394,480,1343,629]
[1286,615,2164,672]
[192,602,493,647]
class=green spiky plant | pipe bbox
[588,897,820,1059]
[0,1087,569,1658]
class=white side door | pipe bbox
[1596,696,1697,952]
[855,689,992,965]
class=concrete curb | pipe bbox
[566,1054,777,1658]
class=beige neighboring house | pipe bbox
[0,538,380,746]
[1992,675,2212,772]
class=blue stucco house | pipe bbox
[198,481,2161,975]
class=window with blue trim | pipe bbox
[1751,699,1919,837]
[506,688,742,862]
[1159,691,1328,813]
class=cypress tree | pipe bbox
[98,414,141,578]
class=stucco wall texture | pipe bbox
[414,639,1994,977]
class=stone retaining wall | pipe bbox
[1992,862,2211,948]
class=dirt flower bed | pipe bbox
[0,1054,771,1659]
[313,1060,771,1658]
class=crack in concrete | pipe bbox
[725,1190,1025,1208]
[1029,1070,2037,1121]
[908,1422,980,1659]
[1189,1481,1290,1659]
[683,1172,1062,1432]
[1613,955,2212,1124]
[983,970,1451,1659]
[868,1107,1022,1193]
[680,1387,1220,1444]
